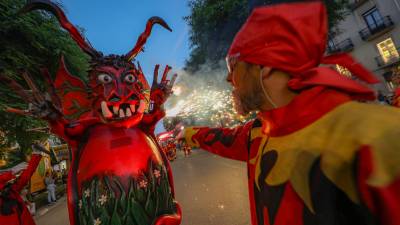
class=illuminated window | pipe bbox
[377,38,399,64]
[336,65,352,78]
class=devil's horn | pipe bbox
[19,0,101,58]
[125,16,172,61]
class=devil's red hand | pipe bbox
[0,71,71,140]
[140,65,177,133]
[0,71,63,121]
[150,64,177,109]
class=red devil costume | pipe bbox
[0,153,42,225]
[184,2,400,225]
[1,1,181,225]
[393,88,400,107]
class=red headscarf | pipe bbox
[227,1,379,100]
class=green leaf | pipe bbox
[128,179,136,200]
[145,189,156,218]
[81,193,89,219]
[130,200,150,225]
[134,179,147,204]
[113,177,127,213]
[79,207,88,225]
[99,207,111,225]
[110,198,122,225]
[90,178,98,211]
[104,177,115,199]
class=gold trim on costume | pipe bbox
[184,127,201,148]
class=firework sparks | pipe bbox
[165,85,251,128]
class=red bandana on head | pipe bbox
[227,1,379,100]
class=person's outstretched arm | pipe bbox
[182,122,253,162]
[13,151,42,192]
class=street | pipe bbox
[34,149,251,225]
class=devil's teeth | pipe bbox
[130,104,136,113]
[137,100,146,113]
[113,106,119,115]
[101,101,113,118]
[119,109,125,118]
[126,108,132,117]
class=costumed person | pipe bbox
[182,143,191,157]
[166,141,177,161]
[392,87,400,107]
[179,2,400,225]
[0,144,44,225]
[1,1,181,224]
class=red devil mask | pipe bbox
[20,0,172,127]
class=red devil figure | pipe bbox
[0,1,182,225]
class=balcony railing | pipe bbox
[375,47,400,68]
[350,0,368,10]
[359,16,394,41]
[327,38,354,54]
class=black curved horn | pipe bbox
[125,16,172,61]
[19,0,101,58]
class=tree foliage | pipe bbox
[184,0,349,72]
[0,0,89,161]
[184,0,248,72]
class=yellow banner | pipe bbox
[30,142,52,193]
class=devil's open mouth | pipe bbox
[100,100,146,121]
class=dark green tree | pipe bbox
[184,0,248,72]
[184,0,349,72]
[0,0,89,164]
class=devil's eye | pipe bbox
[98,74,113,84]
[124,74,136,83]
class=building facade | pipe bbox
[330,0,400,96]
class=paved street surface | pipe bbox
[35,149,251,225]
[34,196,69,225]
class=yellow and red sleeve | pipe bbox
[183,122,253,162]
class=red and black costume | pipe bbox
[1,1,181,225]
[0,154,42,225]
[184,2,400,225]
